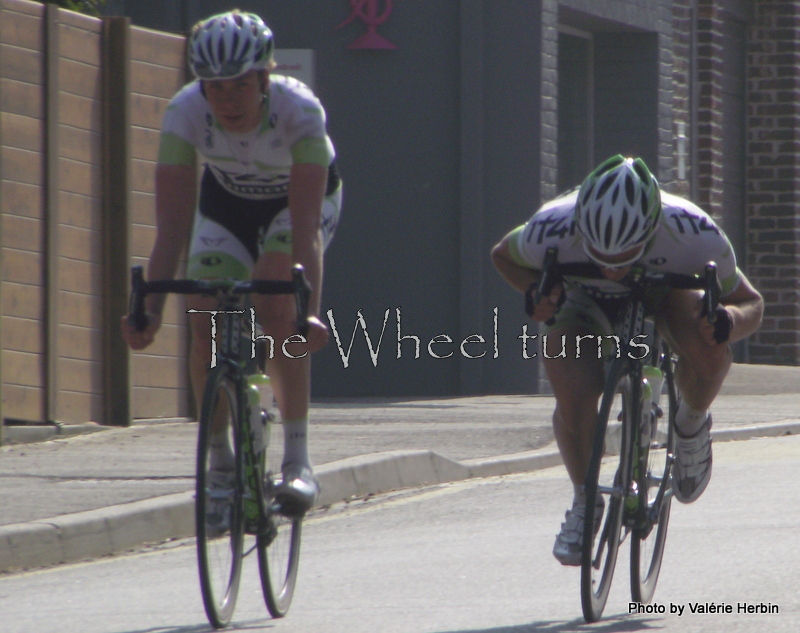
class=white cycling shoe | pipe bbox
[553,495,605,566]
[205,468,236,537]
[275,463,320,516]
[673,413,713,504]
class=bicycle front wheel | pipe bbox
[196,366,245,628]
[631,346,676,603]
[257,414,302,618]
[581,366,635,623]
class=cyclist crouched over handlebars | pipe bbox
[491,156,763,565]
[121,11,342,515]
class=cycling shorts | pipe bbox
[542,286,669,337]
[187,163,342,281]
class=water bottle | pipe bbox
[644,365,663,409]
[247,372,273,454]
[641,365,664,447]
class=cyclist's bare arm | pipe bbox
[121,161,197,350]
[286,161,328,351]
[491,233,563,323]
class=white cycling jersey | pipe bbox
[158,74,335,200]
[509,189,741,301]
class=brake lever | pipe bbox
[526,246,561,326]
[292,264,311,337]
[129,266,149,332]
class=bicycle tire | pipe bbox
[196,366,245,628]
[630,344,676,603]
[257,412,302,618]
[581,363,636,623]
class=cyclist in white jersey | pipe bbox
[122,10,342,513]
[492,156,763,565]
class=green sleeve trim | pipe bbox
[507,225,532,267]
[290,136,331,166]
[721,267,742,297]
[158,132,196,166]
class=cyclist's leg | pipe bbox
[251,187,341,512]
[186,213,256,472]
[186,212,255,411]
[655,288,731,431]
[545,335,604,490]
[251,250,312,457]
[544,291,609,564]
[656,288,727,502]
[543,290,611,487]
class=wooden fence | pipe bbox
[0,0,190,440]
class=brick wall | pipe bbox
[540,0,559,204]
[657,1,677,190]
[696,0,726,220]
[671,0,693,199]
[746,0,800,364]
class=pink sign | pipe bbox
[336,0,398,50]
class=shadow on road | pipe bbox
[112,617,306,633]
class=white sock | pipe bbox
[676,401,709,437]
[282,417,310,470]
[209,432,235,471]
[573,484,586,507]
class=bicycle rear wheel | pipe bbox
[581,365,635,623]
[196,366,245,628]
[631,345,676,603]
[257,413,302,618]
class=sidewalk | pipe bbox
[1,363,798,573]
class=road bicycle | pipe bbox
[128,265,311,628]
[533,248,720,622]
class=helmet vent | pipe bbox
[597,176,614,200]
[625,175,635,204]
[618,208,629,236]
[623,216,640,246]
[633,161,650,184]
[594,207,603,239]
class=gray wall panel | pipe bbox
[103,0,677,397]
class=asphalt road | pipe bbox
[1,434,797,633]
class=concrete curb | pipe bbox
[2,424,109,445]
[1,420,797,574]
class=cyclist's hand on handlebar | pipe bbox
[696,301,733,345]
[120,312,161,350]
[269,315,329,355]
[304,315,329,353]
[526,283,564,323]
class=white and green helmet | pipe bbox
[575,155,661,258]
[188,11,274,80]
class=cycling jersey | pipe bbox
[509,189,741,301]
[159,75,336,198]
[157,75,342,281]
